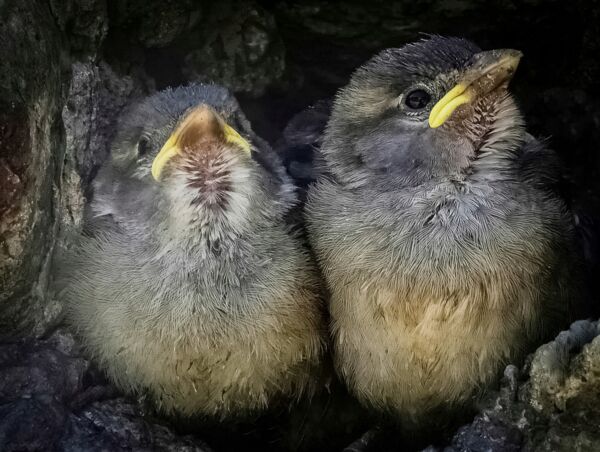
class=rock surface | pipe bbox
[58,60,146,235]
[104,1,285,96]
[434,320,600,452]
[0,0,69,337]
[0,321,597,451]
[0,330,212,451]
[181,3,285,96]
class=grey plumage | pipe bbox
[306,37,582,428]
[57,84,325,418]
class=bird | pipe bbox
[57,83,326,419]
[305,36,584,430]
[277,99,332,195]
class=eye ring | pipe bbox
[404,89,431,110]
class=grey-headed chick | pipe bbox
[59,84,325,419]
[306,37,583,428]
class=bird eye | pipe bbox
[404,89,431,110]
[137,137,150,156]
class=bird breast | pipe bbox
[307,177,571,419]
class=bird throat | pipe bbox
[443,89,524,158]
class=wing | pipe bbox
[276,99,332,196]
[518,134,599,315]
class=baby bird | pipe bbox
[306,37,582,428]
[59,84,325,418]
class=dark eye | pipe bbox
[137,137,150,156]
[404,89,431,110]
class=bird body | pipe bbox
[306,37,580,425]
[59,84,325,418]
[308,155,575,421]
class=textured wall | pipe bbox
[0,0,68,336]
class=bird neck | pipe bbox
[469,95,526,176]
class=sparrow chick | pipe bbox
[306,37,582,427]
[59,84,325,418]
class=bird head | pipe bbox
[323,36,526,189]
[101,85,294,241]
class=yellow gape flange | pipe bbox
[151,106,252,181]
[428,84,473,128]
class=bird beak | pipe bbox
[151,105,252,181]
[428,49,522,128]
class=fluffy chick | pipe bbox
[306,36,583,428]
[59,84,325,419]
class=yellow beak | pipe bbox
[428,84,473,129]
[428,49,522,128]
[151,106,252,181]
[151,134,180,181]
